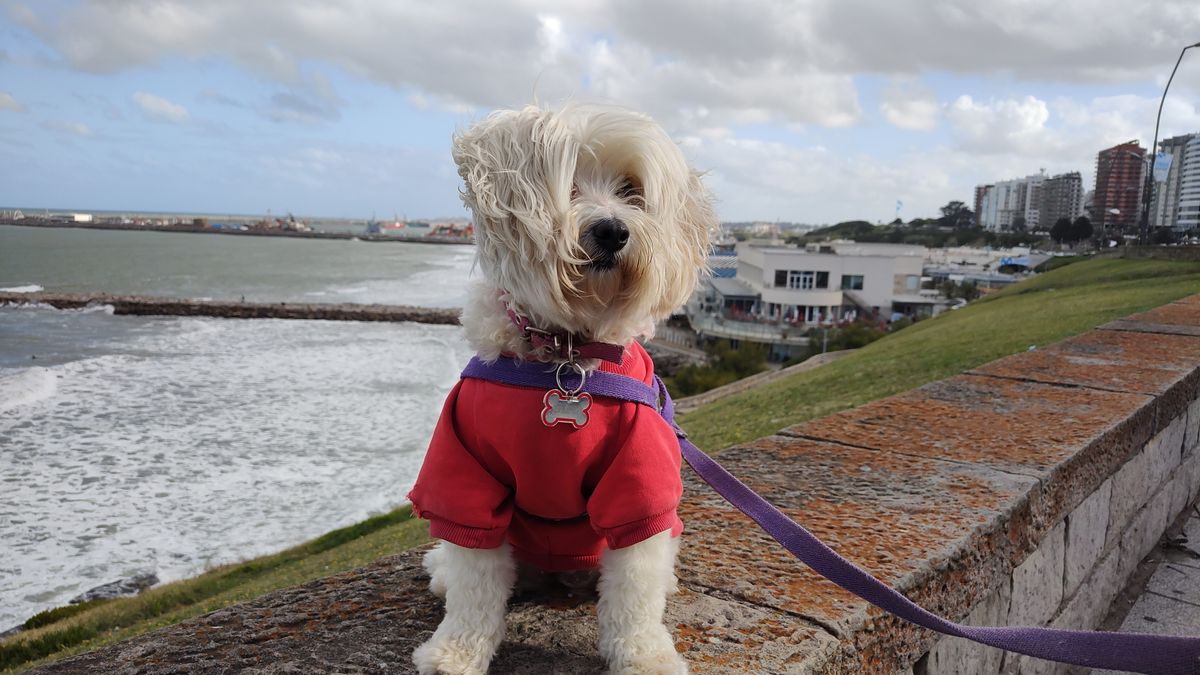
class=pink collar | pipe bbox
[504,305,626,365]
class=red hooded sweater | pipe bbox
[407,341,683,571]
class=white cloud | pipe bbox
[132,91,190,123]
[946,95,1053,155]
[7,0,1200,222]
[41,120,93,137]
[0,92,25,112]
[880,80,939,130]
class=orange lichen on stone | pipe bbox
[791,374,1153,475]
[971,328,1200,396]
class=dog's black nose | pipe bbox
[591,219,629,253]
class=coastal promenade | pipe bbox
[26,294,1200,674]
[0,292,461,325]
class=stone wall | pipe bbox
[0,292,461,325]
[30,295,1200,674]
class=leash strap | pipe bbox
[460,356,1200,674]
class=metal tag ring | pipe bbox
[554,361,587,397]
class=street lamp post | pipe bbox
[1139,41,1200,245]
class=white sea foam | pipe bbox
[0,311,474,628]
[0,367,57,412]
[0,284,44,293]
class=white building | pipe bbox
[688,241,938,359]
[1150,134,1196,230]
[977,172,1046,231]
[1176,135,1200,232]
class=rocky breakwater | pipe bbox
[0,292,462,325]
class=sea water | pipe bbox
[0,226,477,628]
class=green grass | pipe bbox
[6,256,1199,672]
[678,257,1200,452]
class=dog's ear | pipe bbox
[451,108,577,260]
[662,170,717,310]
[451,112,515,226]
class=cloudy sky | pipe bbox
[1,1,1199,224]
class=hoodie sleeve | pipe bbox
[407,381,513,548]
[586,402,684,549]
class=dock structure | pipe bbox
[0,292,462,326]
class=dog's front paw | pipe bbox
[413,633,496,675]
[603,628,688,675]
[422,544,449,598]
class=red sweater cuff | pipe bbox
[599,510,683,550]
[410,499,508,549]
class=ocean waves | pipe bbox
[0,307,474,628]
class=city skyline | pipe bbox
[1,1,1200,224]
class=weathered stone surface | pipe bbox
[923,581,1010,675]
[972,329,1200,396]
[1119,298,1200,330]
[1118,482,1176,582]
[789,374,1156,547]
[1108,417,1186,550]
[1007,521,1065,628]
[676,435,1037,672]
[1054,545,1122,633]
[1187,398,1200,456]
[32,546,838,675]
[1063,479,1110,597]
[1101,318,1200,338]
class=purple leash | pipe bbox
[462,356,1200,674]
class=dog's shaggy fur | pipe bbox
[413,104,715,675]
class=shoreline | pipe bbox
[0,291,462,325]
[0,219,475,246]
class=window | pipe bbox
[905,275,919,291]
[790,271,815,289]
[841,275,864,290]
[774,270,787,287]
[816,271,829,289]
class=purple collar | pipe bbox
[504,305,625,365]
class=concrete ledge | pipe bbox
[30,295,1200,674]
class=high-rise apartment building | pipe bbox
[976,173,1044,231]
[1038,172,1084,230]
[973,184,992,228]
[1149,134,1195,230]
[1094,141,1145,233]
[1178,135,1200,232]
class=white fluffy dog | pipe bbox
[408,104,714,674]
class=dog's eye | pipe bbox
[616,177,643,202]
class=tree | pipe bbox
[1050,217,1072,245]
[938,201,975,229]
[1011,215,1027,232]
[1152,227,1178,245]
[1069,216,1093,245]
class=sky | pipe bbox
[1,1,1199,225]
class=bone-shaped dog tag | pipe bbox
[541,389,592,429]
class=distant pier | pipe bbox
[0,292,462,325]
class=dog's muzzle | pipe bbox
[586,218,628,270]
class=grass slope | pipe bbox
[5,256,1200,672]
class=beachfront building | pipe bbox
[687,241,937,360]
